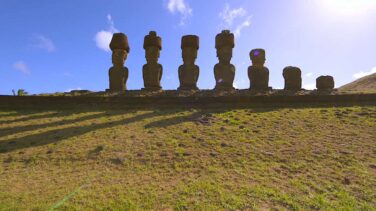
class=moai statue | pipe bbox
[214,30,235,90]
[108,33,130,92]
[316,75,335,91]
[142,31,163,91]
[248,49,270,90]
[178,35,200,91]
[283,66,302,91]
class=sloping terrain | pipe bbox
[0,106,375,210]
[339,73,376,92]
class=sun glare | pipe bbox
[321,0,376,16]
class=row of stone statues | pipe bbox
[108,30,335,92]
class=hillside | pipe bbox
[0,105,375,210]
[339,73,376,92]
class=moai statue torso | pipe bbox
[108,33,130,92]
[214,30,235,90]
[316,75,335,91]
[248,49,270,90]
[142,31,163,91]
[178,35,200,91]
[283,66,302,91]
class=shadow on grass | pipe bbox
[0,109,183,153]
[0,112,108,137]
[0,106,287,153]
[143,107,279,129]
[0,111,62,125]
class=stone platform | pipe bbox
[0,90,375,109]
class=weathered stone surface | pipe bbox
[108,33,129,92]
[178,35,200,91]
[109,33,130,52]
[316,75,335,91]
[143,31,163,91]
[248,49,269,90]
[283,66,302,91]
[214,30,235,90]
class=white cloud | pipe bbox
[303,83,316,90]
[353,67,376,79]
[167,0,192,26]
[305,72,313,77]
[219,4,251,37]
[32,34,56,52]
[13,61,31,75]
[234,16,251,37]
[94,14,119,52]
[219,4,246,26]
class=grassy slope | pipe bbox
[0,106,375,210]
[339,73,376,92]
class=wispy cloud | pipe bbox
[353,67,376,79]
[234,16,251,37]
[219,4,251,37]
[32,34,56,52]
[166,0,192,26]
[219,4,246,26]
[13,61,31,75]
[94,14,119,52]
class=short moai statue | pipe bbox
[283,66,302,91]
[142,31,163,91]
[316,75,335,91]
[178,35,200,91]
[214,30,235,90]
[108,33,130,92]
[248,49,270,90]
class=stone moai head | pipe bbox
[144,31,162,63]
[109,33,130,67]
[215,30,234,64]
[283,66,302,91]
[316,75,335,91]
[181,35,199,65]
[250,49,266,66]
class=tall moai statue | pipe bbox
[248,49,270,90]
[178,35,200,91]
[316,75,335,91]
[142,31,163,91]
[283,66,302,91]
[108,33,130,92]
[214,30,235,90]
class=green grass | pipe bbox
[0,106,375,210]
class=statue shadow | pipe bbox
[143,107,279,129]
[0,109,182,154]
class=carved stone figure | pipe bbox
[316,75,335,91]
[214,30,235,90]
[178,35,200,91]
[248,49,269,90]
[142,31,163,91]
[108,33,129,92]
[283,66,302,91]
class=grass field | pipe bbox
[0,105,375,210]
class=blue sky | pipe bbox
[1,0,375,94]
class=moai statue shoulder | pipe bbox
[214,30,235,90]
[142,31,163,91]
[108,33,130,92]
[316,75,335,91]
[178,35,200,91]
[248,48,270,90]
[283,66,302,91]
